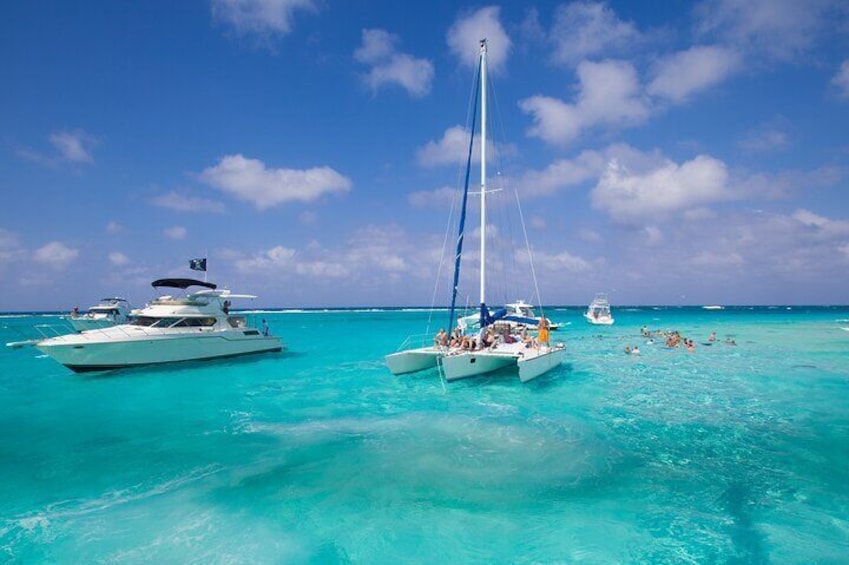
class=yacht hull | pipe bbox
[36,330,282,372]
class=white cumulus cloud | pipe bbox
[354,29,435,98]
[648,45,742,103]
[519,248,595,273]
[33,241,79,270]
[738,119,791,152]
[152,191,226,213]
[515,150,607,197]
[234,225,415,283]
[49,130,98,163]
[211,0,315,38]
[447,6,512,72]
[415,126,515,168]
[199,154,351,210]
[0,229,24,266]
[416,126,477,167]
[793,208,849,237]
[591,154,732,223]
[109,252,129,265]
[520,60,649,145]
[548,1,642,65]
[694,0,834,62]
[164,226,187,240]
[235,245,297,272]
[832,60,849,99]
[408,186,456,209]
[17,129,99,166]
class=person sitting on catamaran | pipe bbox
[435,328,449,347]
[479,327,492,348]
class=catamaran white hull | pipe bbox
[441,350,517,381]
[387,341,566,382]
[517,346,566,382]
[36,330,282,372]
[440,342,565,382]
[385,347,441,375]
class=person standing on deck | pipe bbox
[537,316,551,347]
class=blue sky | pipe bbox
[2,0,848,310]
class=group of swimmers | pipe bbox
[637,326,736,353]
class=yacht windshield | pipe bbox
[131,316,217,328]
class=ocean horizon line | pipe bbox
[2,303,849,317]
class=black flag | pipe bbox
[189,258,207,272]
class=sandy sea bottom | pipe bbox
[1,307,848,563]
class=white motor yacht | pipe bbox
[36,278,283,372]
[67,297,133,332]
[502,300,561,331]
[585,293,614,325]
[456,300,560,333]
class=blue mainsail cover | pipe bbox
[479,305,508,328]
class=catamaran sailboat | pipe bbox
[35,278,283,372]
[385,39,564,383]
[584,293,614,325]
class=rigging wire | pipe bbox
[488,70,528,308]
[515,188,546,320]
[425,57,481,336]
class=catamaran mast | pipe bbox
[479,39,487,310]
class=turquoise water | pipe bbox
[1,307,848,563]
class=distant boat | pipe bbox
[385,39,564,384]
[584,293,614,325]
[457,299,561,332]
[503,300,561,331]
[66,297,133,332]
[35,278,283,372]
[702,305,725,310]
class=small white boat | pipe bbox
[584,293,614,325]
[67,297,133,332]
[385,40,564,384]
[35,278,283,372]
